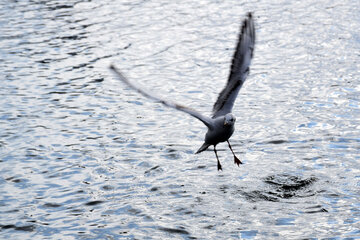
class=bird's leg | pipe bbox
[213,145,222,171]
[227,140,242,166]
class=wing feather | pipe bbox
[212,12,255,118]
[110,65,214,129]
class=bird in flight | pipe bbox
[110,12,255,170]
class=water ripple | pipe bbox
[0,0,359,239]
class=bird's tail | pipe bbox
[195,143,211,154]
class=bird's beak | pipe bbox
[224,121,227,126]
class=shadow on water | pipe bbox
[241,173,318,202]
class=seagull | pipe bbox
[110,12,255,170]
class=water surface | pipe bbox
[0,0,359,239]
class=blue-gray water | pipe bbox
[1,0,359,239]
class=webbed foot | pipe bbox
[234,155,242,166]
[217,161,223,171]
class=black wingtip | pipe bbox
[240,12,254,34]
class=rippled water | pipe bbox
[1,0,359,239]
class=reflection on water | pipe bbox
[0,0,359,239]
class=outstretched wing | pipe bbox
[212,12,255,118]
[110,65,214,129]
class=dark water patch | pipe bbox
[241,174,317,202]
[204,225,214,229]
[2,209,19,213]
[56,81,71,86]
[176,207,194,215]
[264,174,316,199]
[85,200,104,206]
[197,165,206,169]
[70,63,90,70]
[219,185,229,194]
[36,58,52,64]
[14,225,36,232]
[127,206,142,215]
[241,190,279,202]
[90,78,104,83]
[58,35,87,41]
[48,91,68,95]
[158,226,190,235]
[43,203,62,208]
[304,205,328,214]
[32,125,50,129]
[5,177,23,183]
[85,136,102,140]
[268,188,316,199]
[302,156,324,161]
[266,140,288,144]
[1,224,16,230]
[169,190,190,198]
[123,43,132,49]
[102,185,114,191]
[163,147,182,160]
[263,174,317,199]
[112,136,127,143]
[69,208,85,216]
[144,165,163,176]
[47,4,73,11]
[305,208,328,214]
[89,54,115,64]
[264,174,317,192]
[150,186,160,192]
[1,224,35,232]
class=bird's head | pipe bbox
[224,113,236,126]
